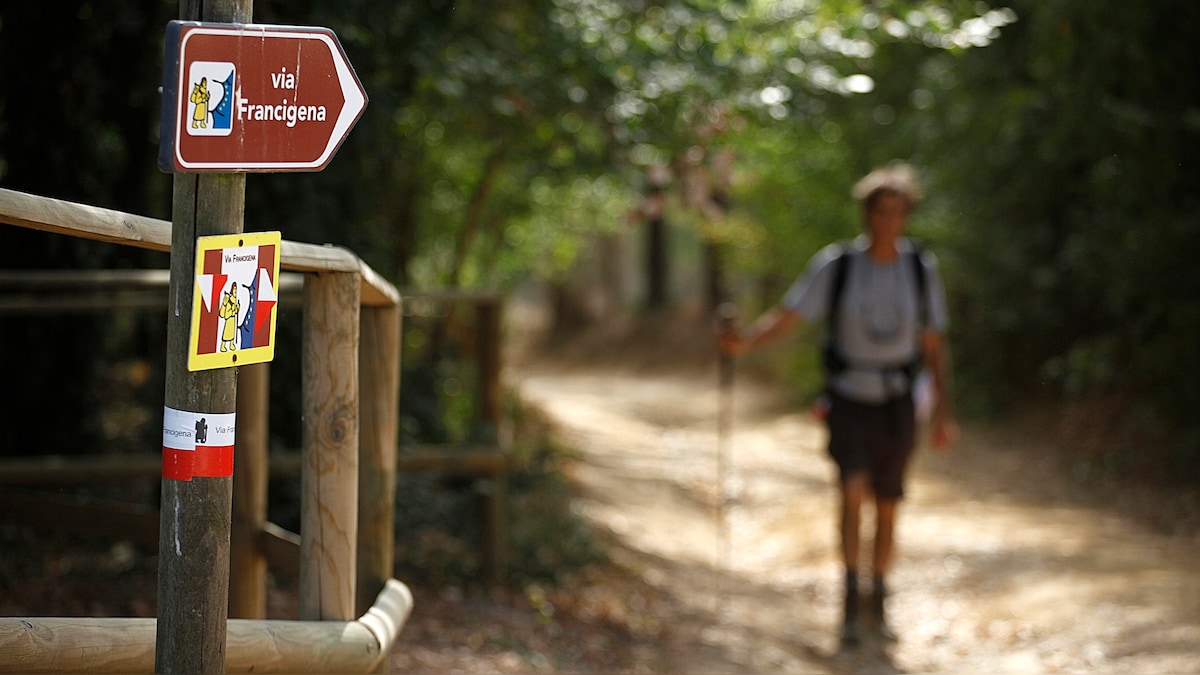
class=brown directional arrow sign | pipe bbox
[159,21,368,172]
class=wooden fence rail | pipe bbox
[0,580,413,674]
[0,188,397,306]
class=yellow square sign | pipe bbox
[188,231,282,371]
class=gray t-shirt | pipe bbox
[782,236,949,403]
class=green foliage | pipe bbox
[397,307,487,446]
[246,0,1009,294]
[491,175,634,286]
[722,123,859,289]
[504,429,607,584]
[910,0,1200,449]
[392,394,606,589]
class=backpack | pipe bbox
[821,242,929,384]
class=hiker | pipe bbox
[717,162,959,646]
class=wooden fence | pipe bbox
[0,187,411,673]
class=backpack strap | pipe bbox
[905,242,930,381]
[911,241,928,330]
[821,244,851,376]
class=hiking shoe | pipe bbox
[840,581,861,648]
[841,617,862,647]
[870,579,898,642]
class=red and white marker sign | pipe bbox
[159,21,368,172]
[163,407,237,481]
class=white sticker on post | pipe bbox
[161,406,236,481]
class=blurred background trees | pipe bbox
[1,0,1196,474]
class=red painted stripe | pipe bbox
[163,447,196,481]
[192,444,234,478]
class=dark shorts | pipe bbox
[826,391,916,499]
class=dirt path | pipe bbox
[514,363,1200,674]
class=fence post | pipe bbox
[300,271,361,621]
[357,304,401,619]
[473,297,507,585]
[474,297,503,440]
[230,363,269,619]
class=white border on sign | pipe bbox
[173,25,367,171]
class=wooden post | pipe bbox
[483,466,508,587]
[472,297,506,585]
[300,271,361,622]
[230,363,269,619]
[156,4,252,671]
[156,176,243,674]
[356,305,400,618]
[474,297,502,441]
[357,305,400,672]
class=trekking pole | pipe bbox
[715,302,738,623]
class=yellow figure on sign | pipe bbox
[219,286,240,352]
[190,77,211,129]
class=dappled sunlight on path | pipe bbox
[516,363,1200,673]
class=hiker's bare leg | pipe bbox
[873,497,898,577]
[839,473,870,644]
[841,473,869,571]
[870,496,900,640]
